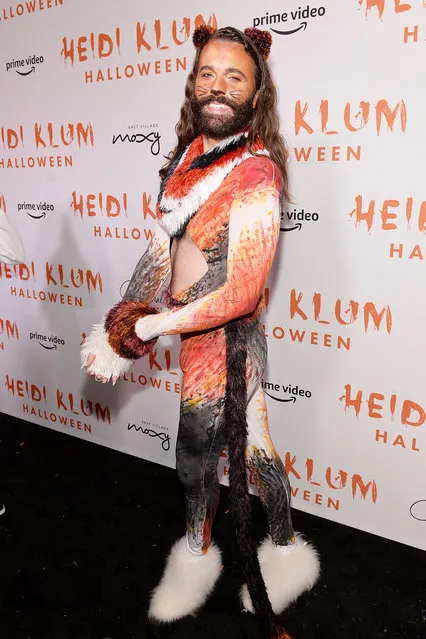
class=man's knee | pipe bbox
[176,449,219,496]
[176,448,201,491]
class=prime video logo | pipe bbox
[30,331,65,350]
[18,201,54,219]
[253,5,326,35]
[262,380,312,403]
[6,54,44,76]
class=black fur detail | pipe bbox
[224,319,291,639]
[189,133,247,171]
[164,215,193,240]
[173,224,188,240]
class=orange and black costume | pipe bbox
[85,132,319,639]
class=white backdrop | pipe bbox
[1,0,425,550]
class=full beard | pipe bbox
[191,94,254,140]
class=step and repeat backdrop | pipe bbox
[1,0,425,550]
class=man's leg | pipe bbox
[241,385,320,614]
[176,399,227,555]
[246,386,294,546]
[148,330,227,622]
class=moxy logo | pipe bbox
[112,130,161,156]
[29,331,65,350]
[128,422,171,452]
[280,207,319,232]
[262,380,312,403]
[5,54,44,76]
[253,5,326,36]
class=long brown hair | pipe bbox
[159,26,289,202]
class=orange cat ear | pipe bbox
[192,24,216,49]
[244,27,273,60]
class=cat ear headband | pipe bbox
[192,25,272,60]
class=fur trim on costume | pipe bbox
[80,323,133,379]
[240,533,320,615]
[104,299,158,359]
[148,537,222,622]
[158,132,269,238]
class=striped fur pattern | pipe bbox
[104,299,158,359]
[157,132,268,238]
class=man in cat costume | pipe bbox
[82,25,319,639]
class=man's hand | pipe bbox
[82,352,119,385]
[80,324,132,385]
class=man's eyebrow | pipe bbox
[226,67,247,80]
[198,65,248,80]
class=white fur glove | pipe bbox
[80,323,132,384]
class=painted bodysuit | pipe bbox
[119,133,295,555]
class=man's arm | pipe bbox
[135,161,281,340]
[122,231,171,303]
[80,226,171,382]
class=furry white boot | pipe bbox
[240,533,320,614]
[148,537,222,622]
[80,323,132,381]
